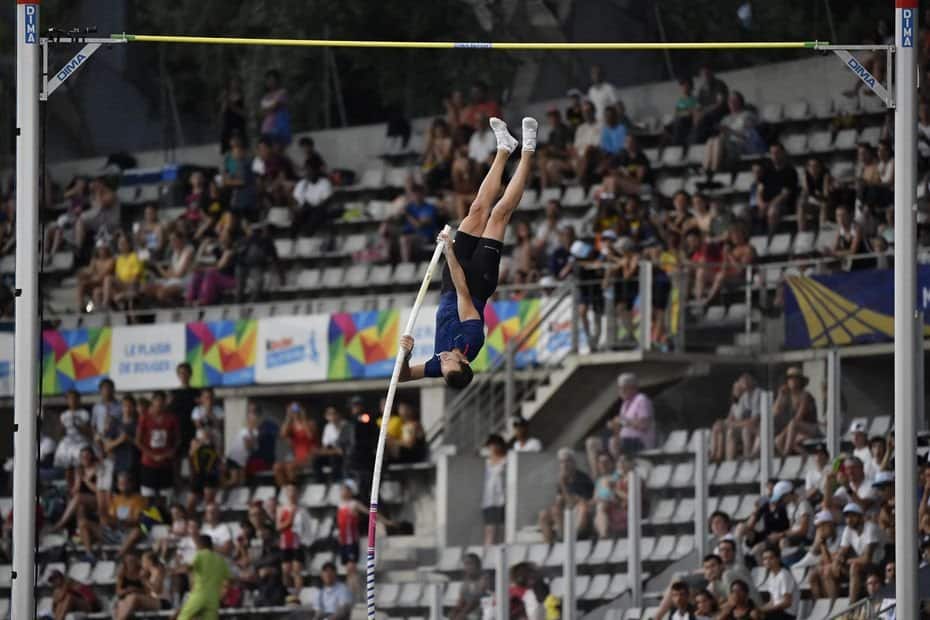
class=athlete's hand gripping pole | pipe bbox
[366,224,451,620]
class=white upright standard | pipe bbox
[13,1,41,618]
[894,1,919,619]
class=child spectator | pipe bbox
[482,434,508,545]
[54,390,92,470]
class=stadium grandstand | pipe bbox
[0,1,927,619]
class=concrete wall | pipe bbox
[436,453,486,548]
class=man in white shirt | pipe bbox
[571,101,602,184]
[804,441,831,503]
[586,65,618,123]
[759,546,800,619]
[510,417,542,452]
[226,403,260,486]
[292,164,334,236]
[467,114,498,165]
[849,421,873,467]
[200,502,233,557]
[832,456,878,512]
[827,502,884,601]
[191,387,225,446]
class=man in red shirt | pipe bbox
[135,391,179,501]
[460,81,503,130]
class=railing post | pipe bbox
[563,507,576,620]
[429,582,442,620]
[759,390,774,495]
[495,544,509,620]
[744,265,753,342]
[605,278,618,351]
[570,278,580,354]
[640,260,653,352]
[627,469,643,608]
[675,266,688,352]
[505,343,515,421]
[693,428,709,564]
[826,350,841,459]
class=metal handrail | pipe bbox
[824,595,894,620]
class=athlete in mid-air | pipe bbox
[398,116,537,388]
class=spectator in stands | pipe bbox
[143,228,195,305]
[702,92,763,177]
[667,580,696,619]
[259,69,291,146]
[826,205,866,271]
[76,241,114,312]
[176,534,230,620]
[695,222,755,304]
[274,402,319,487]
[444,90,466,129]
[533,200,563,265]
[136,391,179,502]
[613,134,654,197]
[388,402,428,463]
[693,589,718,619]
[859,140,895,210]
[134,203,165,260]
[467,112,497,167]
[315,406,354,482]
[298,136,327,173]
[717,579,761,620]
[828,502,884,601]
[599,105,627,157]
[615,372,656,454]
[692,66,730,142]
[199,502,234,559]
[78,471,144,560]
[219,77,247,153]
[461,81,502,130]
[44,176,90,260]
[708,511,735,551]
[253,137,297,207]
[548,224,575,280]
[191,387,224,438]
[186,227,237,306]
[53,389,92,470]
[510,416,542,452]
[803,442,830,504]
[53,446,98,533]
[831,456,878,513]
[47,568,100,619]
[570,240,604,348]
[740,480,793,563]
[572,100,602,186]
[591,452,625,539]
[188,426,222,512]
[451,144,482,220]
[74,173,121,259]
[226,402,260,487]
[236,221,284,302]
[102,233,143,312]
[451,553,489,620]
[400,184,441,262]
[509,562,548,620]
[758,546,799,619]
[276,483,310,603]
[538,448,594,543]
[482,434,508,545]
[848,421,871,467]
[312,561,354,620]
[772,366,819,456]
[711,373,762,462]
[509,220,540,286]
[422,118,454,193]
[666,77,699,147]
[222,135,258,219]
[796,158,835,232]
[333,480,368,599]
[796,510,841,579]
[538,108,574,189]
[170,362,198,464]
[106,394,140,482]
[755,143,799,235]
[587,65,618,123]
[601,236,638,342]
[115,551,171,619]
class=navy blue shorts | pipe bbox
[441,231,503,303]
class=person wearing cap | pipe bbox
[740,480,792,563]
[510,417,542,453]
[570,237,605,350]
[803,442,831,504]
[821,502,885,601]
[482,434,508,545]
[711,373,762,463]
[601,235,639,343]
[797,510,841,577]
[758,545,800,619]
[772,366,820,457]
[538,449,594,544]
[848,421,871,466]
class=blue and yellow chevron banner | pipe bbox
[783,266,930,349]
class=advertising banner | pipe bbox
[255,315,328,383]
[110,324,186,391]
[41,327,111,395]
[186,320,257,387]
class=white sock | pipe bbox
[490,117,518,153]
[522,117,538,152]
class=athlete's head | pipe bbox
[439,349,474,389]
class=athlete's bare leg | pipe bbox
[457,118,518,237]
[482,117,538,243]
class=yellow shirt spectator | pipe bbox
[115,251,143,284]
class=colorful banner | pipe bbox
[402,305,437,368]
[255,315,329,383]
[471,298,542,372]
[41,327,111,395]
[186,320,257,387]
[110,324,186,391]
[0,332,12,397]
[784,266,930,349]
[328,309,400,379]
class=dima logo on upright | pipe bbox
[57,53,87,82]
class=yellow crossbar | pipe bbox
[110,34,825,50]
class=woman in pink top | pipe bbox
[614,372,655,454]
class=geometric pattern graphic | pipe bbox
[41,328,111,395]
[784,271,930,348]
[185,320,257,387]
[472,298,541,372]
[328,309,400,379]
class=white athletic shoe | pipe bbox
[522,117,538,152]
[490,117,519,153]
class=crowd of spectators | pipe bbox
[20,364,430,616]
